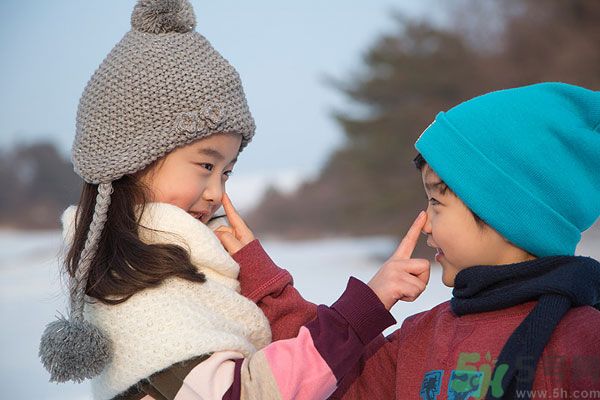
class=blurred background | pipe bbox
[1,0,599,398]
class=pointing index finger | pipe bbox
[221,192,245,229]
[393,211,427,259]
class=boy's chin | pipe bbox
[441,273,456,287]
[439,259,458,287]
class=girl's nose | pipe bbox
[202,176,223,204]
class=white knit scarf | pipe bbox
[61,202,272,400]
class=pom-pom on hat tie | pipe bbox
[40,0,256,383]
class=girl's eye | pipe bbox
[224,170,233,178]
[198,163,214,172]
[428,198,440,206]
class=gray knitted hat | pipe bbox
[39,0,255,383]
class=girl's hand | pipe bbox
[214,193,256,255]
[367,211,431,311]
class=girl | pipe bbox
[223,82,600,399]
[39,1,430,399]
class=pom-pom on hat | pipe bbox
[415,82,600,258]
[39,0,256,383]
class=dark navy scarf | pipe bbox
[451,255,600,399]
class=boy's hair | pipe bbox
[413,153,486,228]
[65,167,206,305]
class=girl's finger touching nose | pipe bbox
[393,211,427,259]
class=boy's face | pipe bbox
[139,132,241,224]
[420,164,535,286]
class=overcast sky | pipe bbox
[0,0,439,209]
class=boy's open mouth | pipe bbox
[427,240,444,261]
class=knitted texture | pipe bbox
[61,203,272,400]
[73,0,255,184]
[70,182,113,321]
[415,82,600,257]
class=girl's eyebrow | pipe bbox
[197,148,224,160]
[197,148,238,164]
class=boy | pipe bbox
[219,82,600,398]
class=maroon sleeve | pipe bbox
[224,277,397,400]
[328,329,403,399]
[310,277,397,381]
[233,239,318,341]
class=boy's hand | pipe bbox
[214,193,256,255]
[368,211,430,311]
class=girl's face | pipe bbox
[139,132,242,224]
[420,164,535,286]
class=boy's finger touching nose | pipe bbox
[214,225,235,235]
[214,229,242,254]
[393,211,427,259]
[222,193,244,227]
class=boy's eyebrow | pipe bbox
[425,180,444,193]
[197,148,238,164]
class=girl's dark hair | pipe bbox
[413,153,486,228]
[65,165,206,305]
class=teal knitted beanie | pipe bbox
[415,82,600,257]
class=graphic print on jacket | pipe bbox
[420,350,600,400]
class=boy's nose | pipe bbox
[421,212,432,235]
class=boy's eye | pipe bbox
[224,170,233,178]
[428,198,440,205]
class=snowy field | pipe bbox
[1,226,598,399]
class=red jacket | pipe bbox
[234,240,600,399]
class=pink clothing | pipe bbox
[262,327,337,400]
